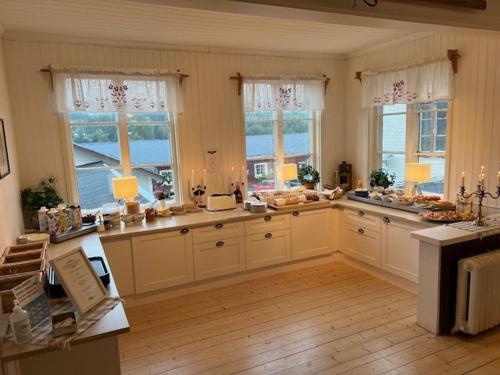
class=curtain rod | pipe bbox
[40,64,189,90]
[354,49,460,82]
[229,72,330,96]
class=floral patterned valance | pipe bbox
[54,71,183,113]
[243,79,324,112]
[361,60,454,108]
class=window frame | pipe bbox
[243,109,321,193]
[64,111,182,209]
[376,101,450,196]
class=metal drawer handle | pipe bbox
[383,217,391,224]
[264,215,272,222]
[180,228,189,235]
[215,223,224,229]
[265,232,273,239]
[216,241,224,247]
[358,210,365,217]
[292,211,300,217]
[358,228,365,234]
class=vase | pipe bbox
[158,199,168,209]
[303,182,315,190]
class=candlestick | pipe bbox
[459,172,500,226]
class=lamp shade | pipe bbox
[112,176,138,199]
[278,164,298,181]
[406,163,431,183]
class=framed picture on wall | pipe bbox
[0,119,10,180]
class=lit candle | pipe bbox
[203,169,207,187]
[461,171,465,187]
[231,166,235,182]
[497,171,500,187]
[191,169,194,189]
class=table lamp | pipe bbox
[112,176,140,214]
[406,163,431,196]
[278,164,298,191]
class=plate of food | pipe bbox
[420,210,476,223]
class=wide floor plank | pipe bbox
[119,261,500,375]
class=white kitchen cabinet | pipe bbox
[101,238,135,296]
[245,229,291,269]
[342,222,381,267]
[291,208,332,260]
[132,229,194,293]
[194,237,246,280]
[381,216,424,282]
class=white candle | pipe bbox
[461,171,465,187]
[191,169,194,189]
[497,171,500,187]
[203,169,207,187]
[231,166,235,182]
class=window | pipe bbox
[245,110,319,192]
[69,111,179,209]
[378,101,448,195]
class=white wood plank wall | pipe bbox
[1,39,346,202]
[346,33,500,207]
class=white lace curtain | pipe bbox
[361,60,454,108]
[243,79,324,112]
[54,70,183,113]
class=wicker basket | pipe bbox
[0,241,47,313]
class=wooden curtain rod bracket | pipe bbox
[323,74,330,95]
[447,49,460,74]
[230,72,243,96]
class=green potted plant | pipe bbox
[21,176,64,229]
[369,169,396,190]
[298,165,320,190]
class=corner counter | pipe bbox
[411,224,500,335]
[1,234,130,375]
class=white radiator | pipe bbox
[454,250,500,335]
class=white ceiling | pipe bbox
[0,0,412,55]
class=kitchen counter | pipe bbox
[1,234,130,375]
[333,198,436,228]
[98,197,435,243]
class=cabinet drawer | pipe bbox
[194,237,245,280]
[245,229,291,269]
[245,214,290,235]
[343,223,381,267]
[192,221,244,244]
[344,208,381,233]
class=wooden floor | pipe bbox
[118,261,500,375]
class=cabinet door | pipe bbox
[381,217,422,282]
[245,229,291,269]
[132,229,194,293]
[101,238,135,297]
[343,223,381,267]
[291,209,331,260]
[194,237,245,280]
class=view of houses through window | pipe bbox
[245,110,318,192]
[379,101,448,195]
[69,112,178,209]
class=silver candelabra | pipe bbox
[459,183,500,226]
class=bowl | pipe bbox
[121,214,135,225]
[133,213,145,223]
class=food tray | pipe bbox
[346,192,455,214]
[268,200,331,211]
[50,223,98,243]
